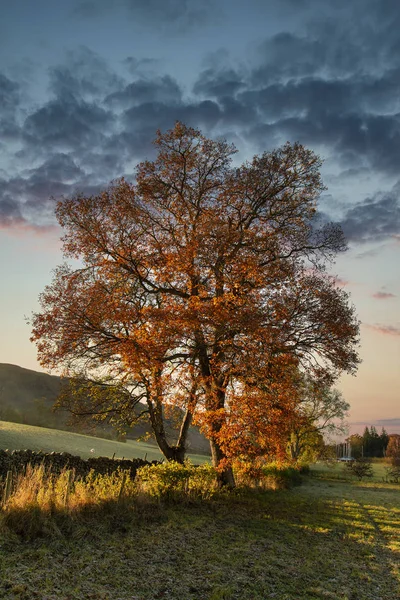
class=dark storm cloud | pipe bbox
[193,67,246,99]
[26,154,84,183]
[116,99,223,159]
[0,194,24,228]
[23,95,114,154]
[0,73,21,141]
[339,188,400,243]
[3,0,400,241]
[0,74,20,114]
[49,47,123,100]
[106,76,182,108]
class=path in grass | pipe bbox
[0,420,210,463]
[0,470,398,599]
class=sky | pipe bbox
[0,0,399,430]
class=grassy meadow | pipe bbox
[0,454,399,599]
[0,420,210,463]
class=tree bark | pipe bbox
[209,437,235,487]
[146,375,190,464]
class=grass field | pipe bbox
[310,460,391,483]
[0,420,210,464]
[0,461,399,599]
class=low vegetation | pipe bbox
[0,459,398,599]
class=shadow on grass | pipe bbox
[1,482,399,600]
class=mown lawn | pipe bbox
[0,466,398,600]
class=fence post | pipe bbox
[2,470,13,506]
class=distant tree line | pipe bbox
[347,426,390,458]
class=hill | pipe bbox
[0,420,209,463]
[0,363,210,455]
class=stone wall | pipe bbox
[0,449,159,481]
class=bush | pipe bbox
[345,458,373,481]
[262,463,303,489]
[233,460,304,490]
[384,457,400,483]
[135,461,218,501]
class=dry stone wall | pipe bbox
[0,449,159,481]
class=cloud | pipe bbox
[0,73,20,114]
[193,66,246,99]
[372,291,396,299]
[122,57,162,76]
[3,1,400,237]
[0,195,24,228]
[339,187,400,242]
[106,75,182,108]
[22,94,114,159]
[48,47,123,100]
[364,323,400,336]
[335,278,349,288]
[0,73,21,142]
[26,154,84,183]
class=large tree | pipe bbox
[31,122,360,486]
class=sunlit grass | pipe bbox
[0,462,399,599]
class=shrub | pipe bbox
[262,463,303,489]
[233,460,304,490]
[345,458,373,481]
[233,461,264,487]
[384,457,400,484]
[135,461,217,501]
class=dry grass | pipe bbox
[0,463,399,599]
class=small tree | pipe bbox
[287,378,349,462]
[347,433,363,459]
[346,458,373,481]
[31,123,360,486]
[386,434,400,461]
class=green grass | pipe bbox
[0,420,210,464]
[310,460,390,483]
[0,463,399,599]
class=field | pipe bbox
[0,457,399,599]
[0,420,210,464]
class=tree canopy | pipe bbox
[31,122,360,485]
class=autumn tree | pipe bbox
[386,434,400,460]
[31,122,360,486]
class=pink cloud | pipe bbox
[0,221,60,238]
[364,323,400,336]
[372,291,396,299]
[335,277,349,288]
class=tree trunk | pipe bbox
[209,438,235,488]
[146,382,190,464]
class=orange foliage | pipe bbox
[31,123,360,484]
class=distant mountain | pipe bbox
[0,363,210,454]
